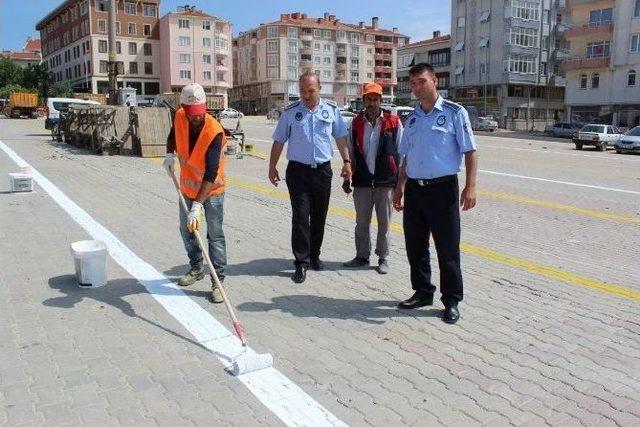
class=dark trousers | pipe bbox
[403,177,463,305]
[285,161,332,267]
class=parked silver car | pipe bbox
[476,116,498,132]
[573,124,624,151]
[544,122,582,138]
[615,126,640,154]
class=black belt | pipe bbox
[408,175,456,187]
[289,160,331,169]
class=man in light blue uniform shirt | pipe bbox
[269,72,352,283]
[393,63,478,324]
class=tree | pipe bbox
[0,56,24,88]
[0,84,31,99]
[48,81,73,98]
[21,63,50,99]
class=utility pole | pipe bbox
[107,0,118,104]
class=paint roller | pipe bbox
[169,171,273,375]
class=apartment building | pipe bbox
[562,0,640,128]
[159,6,232,101]
[396,31,451,105]
[450,0,567,130]
[36,0,161,101]
[1,38,42,68]
[230,13,409,114]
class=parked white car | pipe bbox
[45,97,100,130]
[544,122,582,138]
[573,124,624,151]
[340,109,356,126]
[615,126,640,154]
[476,116,498,132]
[219,108,244,118]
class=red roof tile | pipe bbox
[24,38,42,52]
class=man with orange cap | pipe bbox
[343,82,403,274]
[163,83,227,303]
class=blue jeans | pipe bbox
[179,194,227,280]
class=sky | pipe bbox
[0,0,451,51]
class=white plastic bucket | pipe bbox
[70,240,108,288]
[8,173,34,192]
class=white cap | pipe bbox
[180,83,206,115]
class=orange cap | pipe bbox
[362,82,383,98]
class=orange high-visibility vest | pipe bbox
[175,108,227,199]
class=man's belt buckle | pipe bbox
[416,178,432,186]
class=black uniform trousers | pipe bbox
[285,161,332,267]
[403,176,463,306]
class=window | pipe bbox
[350,33,360,44]
[352,46,359,57]
[314,42,321,51]
[215,36,228,50]
[631,34,640,53]
[288,27,298,38]
[457,17,466,27]
[267,68,279,79]
[324,43,331,52]
[288,67,298,80]
[124,1,136,15]
[504,55,537,74]
[116,41,121,54]
[129,62,138,74]
[266,40,278,52]
[203,54,211,64]
[180,70,191,79]
[366,34,374,42]
[178,19,190,29]
[143,43,152,55]
[287,53,297,66]
[314,29,322,38]
[179,53,191,63]
[591,73,599,88]
[454,66,464,75]
[323,57,331,65]
[203,71,212,80]
[635,0,640,17]
[367,59,373,66]
[116,21,121,35]
[350,71,359,82]
[580,74,587,89]
[99,60,107,73]
[80,0,88,15]
[178,36,190,46]
[586,41,611,58]
[480,11,491,22]
[202,20,211,30]
[143,5,157,17]
[628,70,636,86]
[351,58,359,67]
[337,30,346,40]
[323,30,332,39]
[217,72,226,81]
[128,42,137,55]
[144,62,152,74]
[314,56,321,64]
[98,39,107,53]
[289,40,298,52]
[144,25,151,36]
[589,8,613,25]
[512,1,540,21]
[510,27,539,47]
[267,26,278,38]
[203,38,211,48]
[367,72,373,79]
[267,54,278,66]
[322,70,331,79]
[128,22,136,35]
[95,0,108,12]
[98,20,107,33]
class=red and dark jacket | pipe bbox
[351,112,400,188]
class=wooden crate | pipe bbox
[136,107,172,157]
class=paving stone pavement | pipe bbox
[1,117,639,426]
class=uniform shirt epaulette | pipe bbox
[442,99,462,112]
[324,99,338,108]
[283,101,300,111]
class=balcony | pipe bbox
[334,73,346,82]
[300,59,313,69]
[564,21,613,38]
[560,56,610,71]
[301,34,313,41]
[375,41,393,49]
[375,78,395,87]
[374,65,393,73]
[336,48,346,56]
[374,53,392,61]
[550,75,567,86]
[335,63,347,71]
[300,46,313,55]
[555,0,566,9]
[551,47,571,60]
[554,22,569,35]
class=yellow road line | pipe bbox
[227,176,640,301]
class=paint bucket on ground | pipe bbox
[8,173,34,192]
[70,240,108,288]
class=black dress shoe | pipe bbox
[397,290,434,309]
[310,258,324,271]
[442,306,460,324]
[292,266,307,283]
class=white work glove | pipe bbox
[187,201,204,233]
[163,153,175,174]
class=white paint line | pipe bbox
[478,168,640,195]
[0,140,347,427]
[479,143,640,162]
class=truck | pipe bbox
[3,92,40,119]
